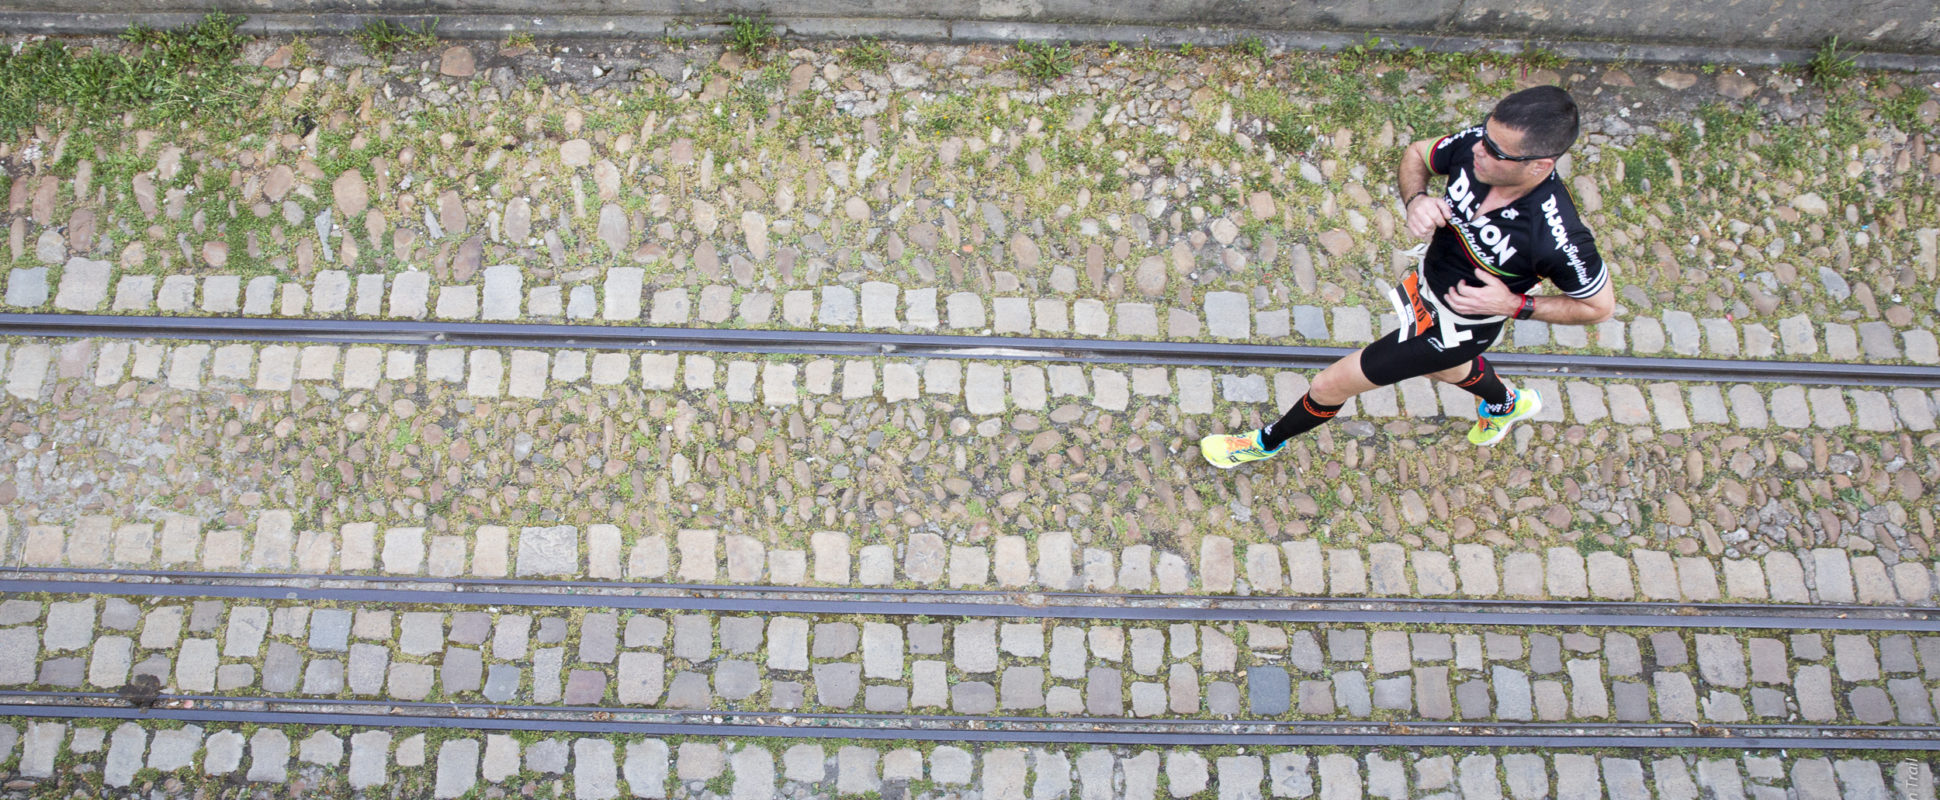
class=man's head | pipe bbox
[1490,86,1579,156]
[1472,86,1579,186]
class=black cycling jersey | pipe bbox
[1425,126,1608,304]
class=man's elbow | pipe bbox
[1584,296,1616,325]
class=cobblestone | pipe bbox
[1,38,1936,799]
[38,595,1940,736]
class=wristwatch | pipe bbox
[1514,295,1535,320]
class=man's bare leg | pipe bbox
[1307,348,1379,406]
[1198,348,1376,468]
[1425,359,1475,386]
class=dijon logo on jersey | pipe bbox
[1446,170,1518,271]
[1541,194,1591,284]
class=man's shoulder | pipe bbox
[1432,126,1483,152]
[1525,178,1604,288]
[1529,177,1594,236]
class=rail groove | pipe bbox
[1,694,1935,750]
[3,313,1937,387]
[6,573,1938,631]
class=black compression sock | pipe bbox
[1260,392,1344,450]
[1455,356,1515,414]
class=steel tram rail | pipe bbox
[7,313,1938,751]
[3,313,1937,387]
[5,574,1937,631]
[0,693,1934,750]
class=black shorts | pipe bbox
[1359,271,1504,387]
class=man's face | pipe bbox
[1471,117,1550,187]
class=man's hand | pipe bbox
[1445,268,1520,318]
[1404,195,1453,239]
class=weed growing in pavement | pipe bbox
[920,92,980,135]
[1758,122,1812,172]
[1013,41,1077,83]
[1237,60,1441,157]
[1695,102,1758,144]
[287,36,314,65]
[725,14,779,60]
[751,61,789,92]
[1244,96,1317,153]
[1619,138,1675,194]
[354,18,440,60]
[1875,82,1933,134]
[1515,44,1567,71]
[1335,34,1387,70]
[0,12,260,137]
[1235,35,1267,61]
[1820,98,1868,148]
[1328,35,1567,84]
[122,12,248,68]
[1573,532,1630,558]
[1804,35,1858,91]
[505,31,535,50]
[1660,119,1700,159]
[844,37,890,70]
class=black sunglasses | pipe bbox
[1478,120,1563,162]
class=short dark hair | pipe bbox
[1490,86,1579,158]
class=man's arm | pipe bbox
[1527,279,1615,325]
[1398,137,1438,199]
[1444,268,1615,325]
[1399,137,1450,239]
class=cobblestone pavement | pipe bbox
[5,502,1939,606]
[8,595,1940,725]
[5,26,1940,799]
[0,717,1931,799]
[3,340,1937,601]
[0,36,1935,367]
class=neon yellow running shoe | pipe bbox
[1199,429,1283,469]
[1467,389,1543,446]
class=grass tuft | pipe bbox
[0,12,260,137]
[121,12,249,68]
[354,18,440,60]
[1876,83,1933,133]
[844,37,890,70]
[725,14,779,60]
[1012,41,1077,83]
[1804,35,1857,91]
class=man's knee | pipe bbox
[1426,358,1477,385]
[1310,372,1348,401]
[1310,357,1371,404]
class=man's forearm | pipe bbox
[1397,141,1435,201]
[1528,293,1608,326]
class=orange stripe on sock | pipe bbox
[1455,357,1489,387]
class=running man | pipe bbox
[1202,86,1614,468]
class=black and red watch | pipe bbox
[1514,294,1535,320]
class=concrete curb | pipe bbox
[0,11,1937,72]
